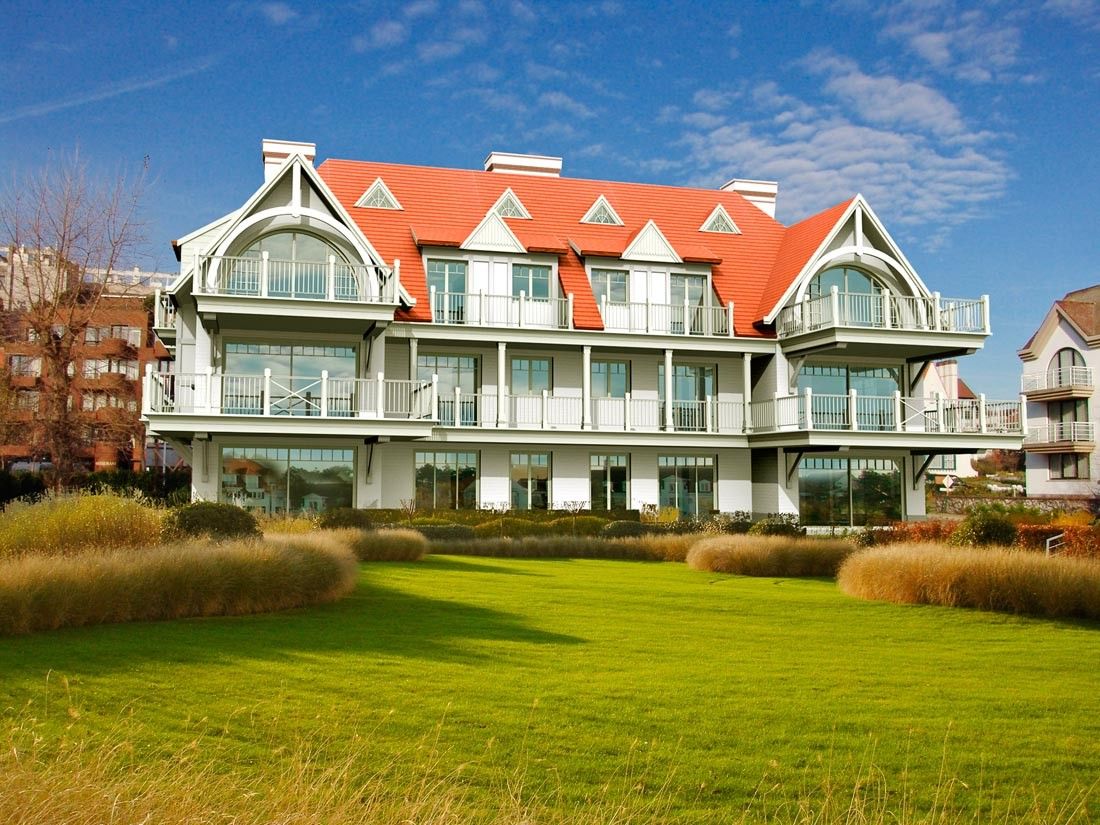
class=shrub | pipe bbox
[0,493,164,558]
[1015,524,1100,559]
[545,515,610,536]
[687,535,856,578]
[433,533,708,561]
[346,528,428,562]
[472,517,542,539]
[414,524,476,542]
[747,513,804,537]
[701,512,753,535]
[410,516,456,527]
[949,509,1016,547]
[838,543,1100,619]
[1053,510,1094,528]
[627,532,706,562]
[163,501,260,542]
[257,514,318,535]
[602,520,655,538]
[0,534,358,635]
[317,507,379,530]
[878,520,958,545]
[0,470,45,507]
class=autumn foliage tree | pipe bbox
[0,153,148,485]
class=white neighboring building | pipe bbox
[1019,285,1100,497]
[143,139,1023,525]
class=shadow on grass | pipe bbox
[0,574,585,680]
[421,556,550,577]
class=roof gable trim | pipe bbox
[580,194,624,226]
[354,177,403,210]
[491,187,531,220]
[700,203,741,234]
[622,220,682,264]
[461,212,527,254]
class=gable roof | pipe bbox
[1019,284,1100,358]
[314,158,872,336]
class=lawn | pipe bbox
[1,555,1098,821]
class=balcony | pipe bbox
[775,288,990,359]
[429,289,572,330]
[597,298,733,337]
[191,254,400,328]
[747,390,1024,449]
[152,289,176,348]
[142,369,437,439]
[1020,367,1093,401]
[1023,421,1095,453]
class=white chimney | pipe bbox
[262,139,316,182]
[936,360,959,401]
[484,151,562,177]
[721,178,779,218]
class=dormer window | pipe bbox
[700,204,740,234]
[354,177,402,210]
[581,195,624,226]
[492,188,531,219]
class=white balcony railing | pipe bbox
[1021,367,1094,393]
[1024,422,1095,445]
[776,287,989,338]
[153,289,176,329]
[749,391,1023,435]
[430,289,572,330]
[193,254,398,303]
[144,370,435,420]
[597,298,734,337]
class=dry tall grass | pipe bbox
[687,535,857,577]
[347,528,430,561]
[434,533,707,562]
[0,533,358,635]
[0,493,163,558]
[838,543,1100,619]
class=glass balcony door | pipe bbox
[418,353,478,426]
[659,363,715,431]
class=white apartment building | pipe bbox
[1019,286,1100,497]
[143,139,1023,525]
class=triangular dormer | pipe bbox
[492,188,531,219]
[354,177,402,210]
[580,195,624,226]
[461,212,527,254]
[700,204,741,234]
[621,220,682,264]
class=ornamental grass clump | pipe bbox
[687,535,857,578]
[347,528,429,562]
[162,501,261,542]
[0,493,163,558]
[0,533,358,636]
[434,532,708,561]
[838,542,1100,619]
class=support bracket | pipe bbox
[785,449,807,485]
[912,453,935,490]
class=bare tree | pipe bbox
[0,152,148,486]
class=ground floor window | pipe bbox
[929,454,957,472]
[220,447,354,514]
[799,458,901,526]
[511,452,550,510]
[591,454,628,510]
[1050,453,1088,479]
[658,455,714,517]
[415,450,478,509]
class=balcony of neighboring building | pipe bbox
[775,284,990,360]
[1022,421,1095,453]
[1021,366,1093,400]
[152,289,177,349]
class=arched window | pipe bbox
[808,266,883,298]
[228,231,353,299]
[1049,347,1085,373]
[240,231,347,265]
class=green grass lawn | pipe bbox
[1,555,1098,820]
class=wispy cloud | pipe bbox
[352,19,407,51]
[538,90,595,118]
[0,57,219,126]
[257,1,298,25]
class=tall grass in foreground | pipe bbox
[838,543,1100,619]
[687,535,856,577]
[0,533,358,635]
[0,717,1091,825]
[433,533,704,562]
[0,493,163,558]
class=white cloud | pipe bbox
[351,19,408,51]
[692,88,737,111]
[258,2,298,25]
[538,91,596,118]
[403,0,438,17]
[418,40,465,61]
[511,0,537,23]
[1043,0,1100,28]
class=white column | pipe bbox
[742,352,752,433]
[582,345,592,429]
[849,389,859,431]
[497,341,507,427]
[803,387,813,430]
[663,348,674,430]
[979,393,988,433]
[320,370,329,417]
[982,294,991,334]
[408,338,418,381]
[894,390,903,432]
[830,284,840,326]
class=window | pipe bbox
[235,231,349,299]
[84,358,139,379]
[658,455,714,518]
[670,274,709,334]
[1049,348,1085,372]
[591,269,628,307]
[511,452,550,510]
[15,391,39,412]
[799,458,902,526]
[700,204,740,234]
[1048,348,1086,386]
[427,259,468,322]
[418,354,478,425]
[797,364,901,430]
[581,195,623,226]
[1050,398,1088,438]
[659,363,714,430]
[511,357,551,395]
[929,455,957,472]
[220,447,354,514]
[808,266,885,326]
[512,264,551,299]
[81,392,137,412]
[355,178,401,210]
[415,451,479,509]
[493,190,530,219]
[223,343,357,416]
[591,454,628,511]
[1050,453,1089,479]
[7,355,40,377]
[592,360,629,398]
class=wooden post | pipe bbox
[454,386,463,428]
[849,389,859,431]
[624,391,632,431]
[582,345,592,430]
[803,387,813,430]
[830,285,840,327]
[327,255,336,301]
[894,390,903,432]
[567,292,575,330]
[979,393,988,434]
[261,251,269,298]
[376,371,385,418]
[263,368,272,416]
[321,370,329,417]
[541,388,549,430]
[727,301,735,338]
[431,374,439,421]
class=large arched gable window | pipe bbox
[808,266,884,298]
[1048,347,1085,373]
[240,231,348,265]
[225,230,363,300]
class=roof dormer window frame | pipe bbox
[491,188,532,220]
[580,195,624,226]
[354,177,403,210]
[699,203,741,234]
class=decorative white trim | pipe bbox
[461,212,527,254]
[580,194,624,226]
[354,177,402,210]
[700,203,741,234]
[621,220,682,264]
[490,187,531,220]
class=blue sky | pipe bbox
[2,0,1099,397]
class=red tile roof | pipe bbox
[317,159,854,337]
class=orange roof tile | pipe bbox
[317,158,855,337]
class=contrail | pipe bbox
[0,56,219,126]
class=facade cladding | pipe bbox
[143,140,1023,525]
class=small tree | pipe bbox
[0,153,148,487]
